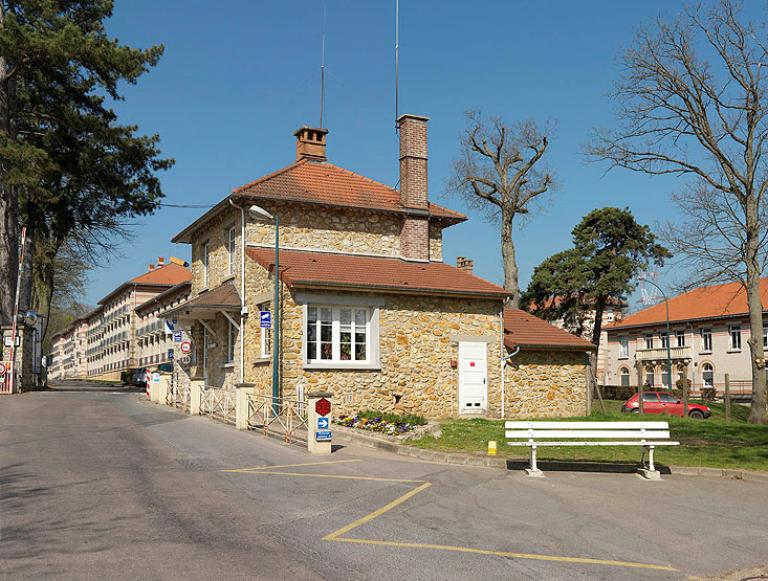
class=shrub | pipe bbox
[357,409,427,426]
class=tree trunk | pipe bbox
[745,199,767,424]
[501,210,520,308]
[0,4,20,327]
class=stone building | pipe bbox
[166,115,593,419]
[604,279,768,397]
[135,280,192,369]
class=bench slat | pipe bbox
[506,441,680,447]
[505,429,670,439]
[504,421,669,430]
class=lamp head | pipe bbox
[248,205,274,221]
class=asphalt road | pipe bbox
[1,381,767,580]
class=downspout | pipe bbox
[229,199,245,385]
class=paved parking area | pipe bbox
[2,382,767,580]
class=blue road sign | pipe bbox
[173,331,183,342]
[168,349,174,360]
[260,311,272,328]
[317,417,329,430]
[316,430,332,442]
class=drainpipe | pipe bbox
[229,199,246,385]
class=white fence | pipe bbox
[247,393,308,443]
[200,387,237,425]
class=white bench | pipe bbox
[505,421,679,479]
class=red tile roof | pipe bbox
[609,279,768,329]
[231,159,465,222]
[504,308,595,351]
[99,263,191,305]
[246,248,509,299]
[130,263,192,286]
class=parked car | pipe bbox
[621,391,711,419]
[132,368,149,388]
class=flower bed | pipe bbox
[334,413,424,436]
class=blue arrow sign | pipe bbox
[317,417,329,430]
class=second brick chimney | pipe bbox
[295,126,328,162]
[456,256,474,273]
[398,114,430,261]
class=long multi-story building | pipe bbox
[48,257,191,382]
[604,279,766,397]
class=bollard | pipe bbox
[487,441,497,456]
[235,385,253,430]
[307,392,333,455]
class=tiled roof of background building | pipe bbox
[503,309,595,351]
[246,247,509,299]
[609,279,768,329]
[130,263,192,286]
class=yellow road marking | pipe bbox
[324,481,432,540]
[226,470,424,484]
[222,459,361,473]
[222,460,678,573]
[329,537,678,572]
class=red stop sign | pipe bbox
[315,398,331,417]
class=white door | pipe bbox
[458,341,487,414]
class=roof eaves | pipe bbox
[288,279,509,300]
[171,198,234,244]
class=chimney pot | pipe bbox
[456,256,474,273]
[294,126,328,161]
[149,264,155,271]
[157,257,165,265]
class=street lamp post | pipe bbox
[249,205,280,415]
[641,278,679,414]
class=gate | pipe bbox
[246,393,308,443]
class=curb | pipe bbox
[334,428,768,482]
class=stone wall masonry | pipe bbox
[429,222,443,261]
[191,207,241,295]
[272,289,503,419]
[245,201,403,258]
[504,350,589,418]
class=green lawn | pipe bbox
[410,401,768,471]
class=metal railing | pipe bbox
[246,393,307,443]
[200,387,237,425]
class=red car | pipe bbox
[622,391,711,419]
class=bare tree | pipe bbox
[588,0,768,423]
[450,111,555,308]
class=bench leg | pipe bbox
[525,444,544,477]
[637,445,661,481]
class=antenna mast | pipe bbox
[395,0,399,131]
[320,3,327,128]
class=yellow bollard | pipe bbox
[487,440,497,456]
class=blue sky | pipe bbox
[87,0,746,307]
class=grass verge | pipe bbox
[409,400,768,471]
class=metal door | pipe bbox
[458,341,487,414]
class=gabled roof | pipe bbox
[608,279,768,330]
[246,247,509,299]
[173,159,466,243]
[98,263,192,305]
[504,309,596,352]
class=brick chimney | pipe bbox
[294,126,328,161]
[398,114,430,261]
[148,263,155,271]
[157,257,165,265]
[456,256,474,273]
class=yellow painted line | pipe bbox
[324,482,433,540]
[221,459,361,473]
[226,470,425,484]
[328,537,678,572]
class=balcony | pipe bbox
[636,345,692,363]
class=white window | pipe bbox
[645,367,654,387]
[701,328,712,352]
[729,325,742,350]
[676,330,685,347]
[226,320,236,364]
[259,302,271,358]
[659,331,669,349]
[202,241,209,288]
[619,336,628,358]
[702,363,714,388]
[227,226,237,276]
[644,334,654,350]
[306,306,371,365]
[763,327,767,349]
